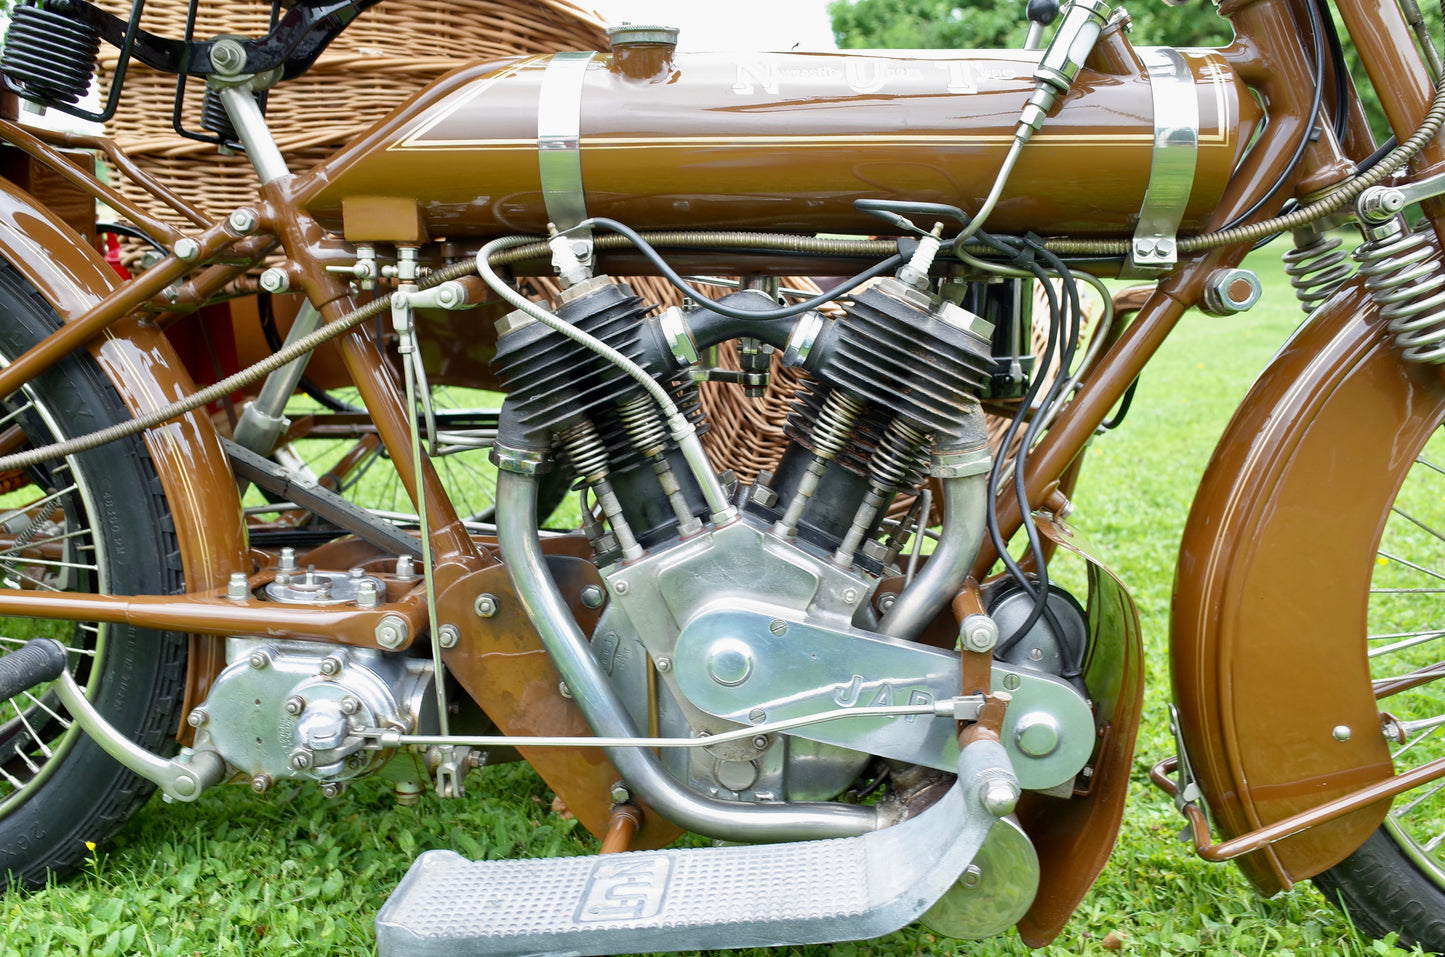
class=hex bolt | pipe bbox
[769,618,788,637]
[580,584,605,609]
[173,237,200,262]
[209,37,248,75]
[228,207,259,234]
[290,751,312,770]
[320,654,345,677]
[981,778,1020,817]
[259,267,289,293]
[251,774,273,794]
[340,696,362,715]
[278,547,298,573]
[375,615,408,649]
[284,695,305,716]
[610,783,631,804]
[960,864,983,889]
[655,657,673,673]
[960,614,999,654]
[438,624,460,649]
[315,579,333,601]
[474,594,498,619]
[187,708,208,728]
[356,579,379,608]
[226,571,249,601]
[876,593,897,613]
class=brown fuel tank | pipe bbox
[301,47,1260,241]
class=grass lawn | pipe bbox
[2,240,1434,956]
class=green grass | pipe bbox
[1,241,1434,956]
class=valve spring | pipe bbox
[809,388,867,461]
[0,3,102,107]
[1282,230,1355,316]
[616,394,669,459]
[1356,221,1445,363]
[869,417,932,492]
[784,381,873,476]
[556,418,611,485]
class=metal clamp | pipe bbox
[1124,47,1199,277]
[538,52,595,233]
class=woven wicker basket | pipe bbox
[95,0,610,222]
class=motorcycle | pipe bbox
[0,0,1442,951]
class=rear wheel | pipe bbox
[0,262,186,888]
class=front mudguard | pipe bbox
[1172,275,1443,894]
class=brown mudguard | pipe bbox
[1171,276,1443,893]
[0,177,246,715]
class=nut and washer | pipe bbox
[960,614,999,653]
[340,696,362,715]
[474,594,498,619]
[259,266,290,293]
[284,695,305,716]
[226,571,250,601]
[655,657,673,673]
[173,237,201,262]
[187,708,208,728]
[209,37,248,75]
[355,579,380,608]
[251,774,273,794]
[1202,268,1264,316]
[320,654,345,677]
[438,624,461,649]
[375,615,408,649]
[228,207,259,234]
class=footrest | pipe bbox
[376,741,1012,956]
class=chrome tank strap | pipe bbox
[537,51,594,232]
[1125,46,1199,277]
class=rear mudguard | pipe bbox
[0,177,246,710]
[1172,275,1441,893]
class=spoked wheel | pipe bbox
[1316,428,1445,951]
[0,262,186,888]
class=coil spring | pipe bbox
[200,88,239,141]
[1282,230,1355,316]
[9,503,59,554]
[616,395,668,459]
[870,417,931,492]
[1356,222,1445,363]
[810,389,867,461]
[557,418,611,484]
[0,4,101,107]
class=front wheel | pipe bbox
[0,261,187,888]
[1315,422,1445,951]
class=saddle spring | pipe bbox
[1355,217,1445,363]
[1282,228,1356,316]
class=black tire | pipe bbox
[0,261,186,888]
[1316,828,1445,951]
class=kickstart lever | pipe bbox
[0,638,226,802]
